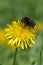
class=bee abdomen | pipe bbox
[21,17,36,28]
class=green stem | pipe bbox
[39,33,43,65]
[41,34,43,50]
[40,51,42,65]
[13,48,18,65]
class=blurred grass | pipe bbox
[0,0,43,65]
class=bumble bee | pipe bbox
[21,17,36,28]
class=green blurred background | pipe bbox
[0,0,43,65]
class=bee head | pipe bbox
[21,17,36,28]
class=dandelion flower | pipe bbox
[0,28,8,45]
[5,17,42,50]
[36,23,43,32]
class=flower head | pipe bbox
[36,23,43,32]
[0,28,7,45]
[5,17,42,50]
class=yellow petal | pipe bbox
[8,39,14,44]
[17,40,20,47]
[29,44,33,47]
[21,41,24,49]
[11,38,19,45]
[30,38,35,44]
